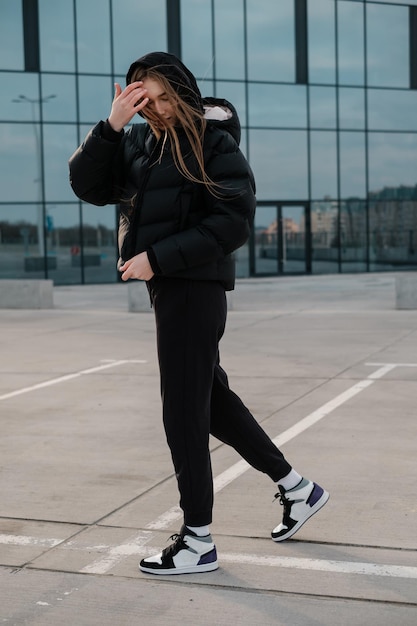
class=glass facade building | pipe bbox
[1,0,417,283]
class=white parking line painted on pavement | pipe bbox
[3,533,417,580]
[2,362,416,577]
[0,534,62,548]
[219,553,417,579]
[0,359,147,402]
[80,531,154,574]
[366,362,417,378]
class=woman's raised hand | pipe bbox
[107,82,149,132]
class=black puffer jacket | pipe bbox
[69,54,256,290]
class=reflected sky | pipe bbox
[1,0,417,213]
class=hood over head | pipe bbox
[126,51,203,112]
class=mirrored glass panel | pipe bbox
[78,76,113,125]
[311,200,339,274]
[181,0,213,79]
[44,203,82,284]
[246,0,295,82]
[215,82,246,126]
[112,0,167,76]
[76,0,111,74]
[1,74,40,122]
[341,200,367,272]
[249,84,307,128]
[214,0,245,80]
[372,0,417,4]
[310,131,338,200]
[0,124,40,203]
[339,132,366,199]
[366,3,409,88]
[0,204,55,279]
[41,75,76,123]
[370,200,417,271]
[43,124,79,202]
[254,205,278,274]
[338,88,365,130]
[0,1,24,71]
[368,90,417,132]
[198,80,214,99]
[309,87,336,129]
[82,204,118,284]
[39,0,75,72]
[249,130,308,200]
[368,133,417,196]
[308,0,336,84]
[235,241,249,278]
[282,205,308,274]
[337,1,364,86]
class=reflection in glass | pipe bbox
[308,0,336,84]
[370,200,417,271]
[82,204,118,283]
[282,205,307,274]
[368,134,417,196]
[43,125,79,202]
[311,200,339,274]
[341,200,367,272]
[0,1,24,71]
[339,132,366,199]
[2,74,40,122]
[214,0,245,80]
[44,204,82,284]
[0,204,55,279]
[112,0,166,75]
[310,131,337,200]
[254,205,278,274]
[41,75,76,123]
[246,0,295,82]
[78,76,113,124]
[198,80,214,99]
[309,87,336,129]
[76,0,111,73]
[181,0,213,78]
[366,3,408,88]
[215,82,246,126]
[338,88,365,130]
[368,90,417,132]
[39,0,75,72]
[249,130,308,200]
[337,1,364,86]
[249,84,306,128]
[0,124,40,203]
[371,0,417,4]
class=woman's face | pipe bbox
[142,77,177,127]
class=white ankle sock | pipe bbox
[277,469,303,491]
[186,525,210,537]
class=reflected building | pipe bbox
[1,0,417,283]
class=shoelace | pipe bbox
[273,491,289,506]
[161,532,188,558]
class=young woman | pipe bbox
[69,51,329,575]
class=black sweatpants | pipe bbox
[148,276,292,526]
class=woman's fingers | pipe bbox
[108,83,148,130]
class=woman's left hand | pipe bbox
[119,252,154,281]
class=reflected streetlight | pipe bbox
[12,94,56,258]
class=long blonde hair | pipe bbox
[130,67,222,197]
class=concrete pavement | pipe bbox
[0,272,416,625]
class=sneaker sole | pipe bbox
[271,489,330,542]
[139,561,219,575]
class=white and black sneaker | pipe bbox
[139,525,218,575]
[271,478,329,542]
